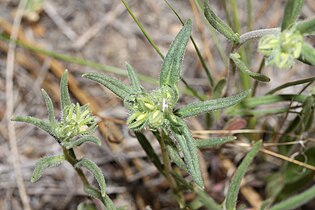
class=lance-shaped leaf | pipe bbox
[194,186,221,210]
[269,185,315,210]
[75,158,106,197]
[230,53,270,82]
[196,136,236,149]
[160,19,192,88]
[299,42,315,66]
[12,116,55,137]
[177,90,249,118]
[224,141,262,210]
[134,132,163,173]
[83,72,132,99]
[60,70,72,110]
[31,154,65,182]
[126,62,142,92]
[41,89,57,126]
[84,185,116,210]
[171,117,204,187]
[296,18,315,35]
[204,1,240,43]
[62,135,101,149]
[167,144,188,171]
[281,0,304,31]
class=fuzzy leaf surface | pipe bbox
[160,19,192,88]
[31,154,65,182]
[12,116,55,137]
[177,90,249,118]
[281,0,304,31]
[60,70,72,110]
[41,89,57,125]
[62,135,101,149]
[196,136,236,149]
[296,18,315,35]
[299,42,315,66]
[126,62,142,92]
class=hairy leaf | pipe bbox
[243,94,307,108]
[83,72,132,99]
[171,117,204,187]
[84,186,116,210]
[281,0,304,31]
[12,116,55,137]
[299,42,315,66]
[224,141,262,210]
[76,158,106,197]
[296,18,315,35]
[41,89,57,125]
[126,62,142,92]
[196,136,236,149]
[177,90,249,118]
[194,186,221,210]
[31,154,65,182]
[166,144,188,171]
[230,53,270,82]
[62,135,101,149]
[160,19,192,88]
[204,1,240,43]
[60,70,72,110]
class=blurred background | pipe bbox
[0,0,314,209]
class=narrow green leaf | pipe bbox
[270,185,315,210]
[228,107,291,117]
[83,72,132,99]
[84,186,116,210]
[204,1,240,43]
[62,135,101,149]
[196,136,236,149]
[267,76,315,95]
[60,70,71,110]
[194,186,221,210]
[134,132,163,173]
[171,117,204,187]
[230,53,270,82]
[177,90,249,118]
[281,0,304,31]
[41,89,57,125]
[299,42,315,66]
[296,18,315,35]
[160,19,192,88]
[31,154,65,182]
[243,94,307,108]
[76,158,106,197]
[12,116,55,137]
[212,79,226,99]
[166,144,188,171]
[126,62,142,92]
[224,141,262,210]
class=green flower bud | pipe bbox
[258,35,280,56]
[147,110,164,130]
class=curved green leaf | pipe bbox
[83,185,116,210]
[75,158,106,197]
[126,62,142,92]
[267,76,315,95]
[270,185,315,210]
[31,154,65,182]
[230,53,270,82]
[62,135,101,149]
[299,42,315,66]
[160,19,192,88]
[243,94,307,108]
[196,136,236,149]
[194,186,221,210]
[171,117,204,187]
[83,72,132,99]
[204,1,240,43]
[60,70,72,110]
[224,141,262,210]
[166,144,188,171]
[281,0,304,31]
[41,89,57,125]
[296,18,315,35]
[177,90,249,118]
[12,116,55,137]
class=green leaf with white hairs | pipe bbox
[84,186,116,210]
[177,90,249,118]
[281,0,304,31]
[31,154,65,182]
[60,70,72,110]
[75,158,106,197]
[230,53,270,82]
[296,18,315,35]
[160,19,192,88]
[62,135,101,149]
[41,89,57,126]
[166,144,188,171]
[12,116,55,138]
[194,186,221,210]
[224,141,262,210]
[196,136,236,149]
[269,185,315,210]
[204,1,240,43]
[126,62,142,92]
[299,42,315,66]
[171,117,204,188]
[83,72,132,99]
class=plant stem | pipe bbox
[158,130,186,209]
